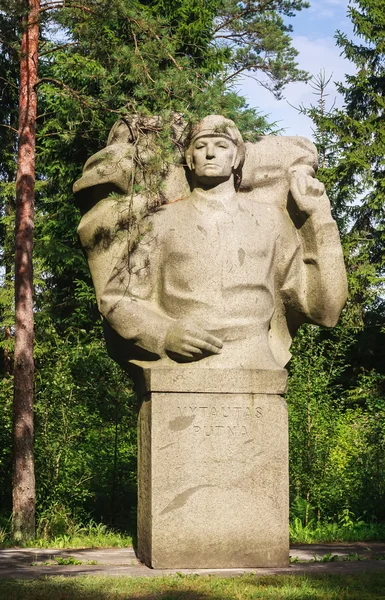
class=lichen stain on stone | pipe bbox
[238,248,245,266]
[197,225,207,236]
[169,415,195,431]
[160,485,215,515]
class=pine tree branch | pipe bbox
[129,17,183,72]
[131,28,155,83]
[0,123,18,133]
[35,77,121,113]
[154,33,183,71]
[39,42,78,57]
[214,33,249,40]
[213,0,277,35]
[0,76,18,89]
[39,2,96,14]
[222,63,270,83]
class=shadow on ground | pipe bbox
[1,573,385,600]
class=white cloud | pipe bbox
[307,0,349,18]
[292,0,351,30]
[237,34,355,139]
[316,0,349,6]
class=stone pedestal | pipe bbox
[137,368,289,569]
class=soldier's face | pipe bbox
[191,136,237,181]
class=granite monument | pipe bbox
[74,115,348,568]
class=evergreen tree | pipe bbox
[214,0,309,95]
[288,0,385,525]
[0,0,310,534]
[313,0,385,389]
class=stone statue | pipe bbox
[76,115,347,373]
[74,114,348,569]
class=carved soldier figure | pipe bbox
[86,115,348,372]
[74,114,348,570]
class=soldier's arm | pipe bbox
[99,230,175,357]
[281,169,348,327]
[99,224,222,359]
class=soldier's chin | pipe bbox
[195,173,232,186]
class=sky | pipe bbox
[237,0,355,139]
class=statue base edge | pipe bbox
[133,366,287,396]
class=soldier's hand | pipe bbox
[289,167,331,219]
[164,321,223,358]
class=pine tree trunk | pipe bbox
[12,0,40,542]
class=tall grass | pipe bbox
[0,508,132,548]
[30,519,133,549]
[290,515,385,544]
[1,506,385,548]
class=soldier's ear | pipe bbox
[185,150,194,170]
[232,151,240,170]
[233,144,245,172]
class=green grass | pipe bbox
[0,520,133,549]
[1,574,385,600]
[26,529,133,549]
[289,518,385,544]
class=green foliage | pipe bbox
[0,376,12,509]
[33,515,132,549]
[308,0,385,303]
[287,323,355,520]
[288,256,385,526]
[0,512,132,548]
[0,3,19,378]
[287,0,385,532]
[2,0,385,539]
[1,0,307,531]
[290,514,385,544]
[214,0,310,95]
[32,327,138,527]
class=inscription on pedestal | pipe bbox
[170,403,263,438]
